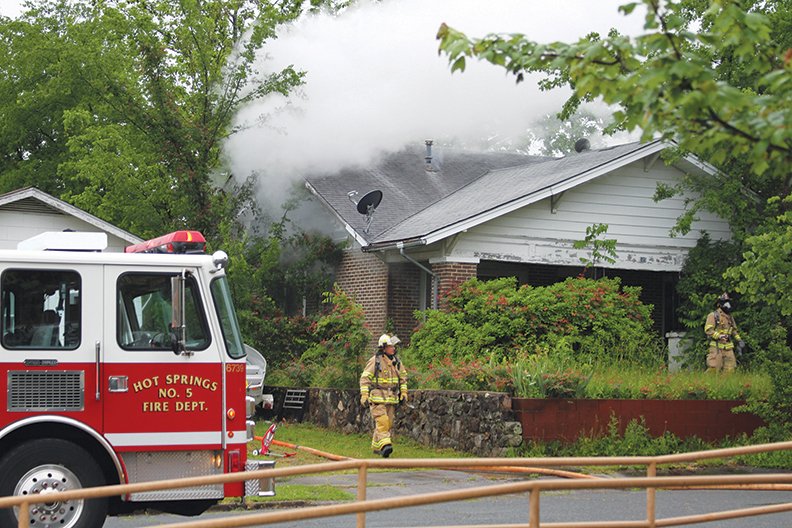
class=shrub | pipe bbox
[406,276,662,368]
[511,353,593,398]
[299,284,371,388]
[410,357,513,392]
[741,325,792,430]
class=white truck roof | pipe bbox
[17,231,108,252]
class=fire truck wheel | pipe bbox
[0,438,108,528]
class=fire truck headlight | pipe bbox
[212,452,223,468]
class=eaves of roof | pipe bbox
[367,140,667,249]
[0,187,144,244]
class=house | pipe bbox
[305,140,731,342]
[0,187,142,251]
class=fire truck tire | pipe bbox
[0,438,108,528]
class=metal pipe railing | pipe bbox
[143,473,792,528]
[1,440,790,528]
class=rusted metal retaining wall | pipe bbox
[513,398,765,442]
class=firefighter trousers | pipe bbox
[707,346,736,373]
[369,403,396,450]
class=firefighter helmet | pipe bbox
[715,292,733,312]
[378,334,401,348]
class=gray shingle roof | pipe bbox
[305,140,662,248]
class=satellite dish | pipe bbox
[347,190,383,233]
[355,190,382,215]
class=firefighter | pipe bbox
[360,333,408,458]
[705,293,745,373]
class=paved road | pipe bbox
[106,470,792,527]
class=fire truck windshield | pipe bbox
[210,276,245,359]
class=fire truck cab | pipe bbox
[0,231,271,528]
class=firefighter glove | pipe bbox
[400,391,408,403]
[360,393,369,405]
[737,340,746,356]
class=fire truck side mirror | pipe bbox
[171,273,187,356]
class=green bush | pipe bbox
[299,285,371,388]
[410,357,513,392]
[511,352,593,398]
[406,276,662,368]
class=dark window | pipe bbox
[117,273,210,351]
[1,269,81,350]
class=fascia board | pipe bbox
[679,153,720,176]
[420,141,668,247]
[304,181,370,248]
[6,188,143,244]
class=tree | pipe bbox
[436,0,792,428]
[0,0,348,237]
[525,110,605,157]
[0,0,349,359]
[437,1,790,186]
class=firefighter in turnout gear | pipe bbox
[360,334,408,457]
[705,293,745,373]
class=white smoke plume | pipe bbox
[225,0,645,211]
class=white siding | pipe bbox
[0,210,131,252]
[450,161,730,272]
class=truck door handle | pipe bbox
[108,376,129,393]
[95,341,101,401]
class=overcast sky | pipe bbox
[1,0,647,209]
[225,0,646,207]
[0,0,23,18]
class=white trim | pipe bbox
[0,187,143,244]
[105,431,221,447]
[304,181,369,248]
[344,224,369,248]
[227,433,249,445]
[428,256,481,264]
[420,141,669,247]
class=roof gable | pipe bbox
[306,140,714,249]
[0,187,143,244]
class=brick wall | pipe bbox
[387,263,422,341]
[335,250,389,346]
[431,261,477,311]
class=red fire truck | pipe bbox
[0,230,272,528]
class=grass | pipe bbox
[244,420,473,503]
[249,420,472,467]
[248,484,355,502]
[584,367,772,400]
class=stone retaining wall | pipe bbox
[266,387,523,457]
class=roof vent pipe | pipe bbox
[424,139,437,172]
[574,138,591,153]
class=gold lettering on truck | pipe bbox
[135,372,219,413]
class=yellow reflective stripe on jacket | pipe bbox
[373,376,400,384]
